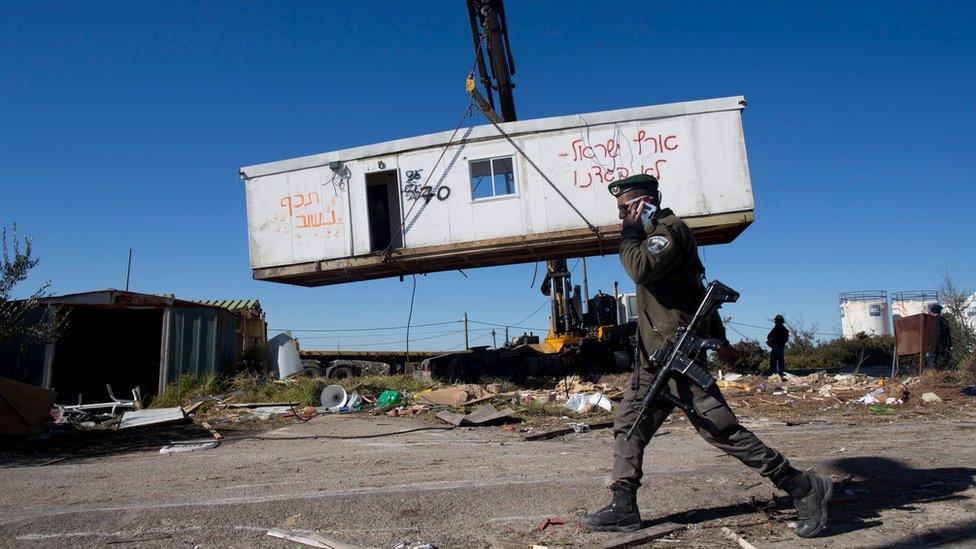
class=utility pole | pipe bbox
[491,329,496,348]
[463,313,469,349]
[504,326,509,346]
[581,257,590,312]
[125,248,133,291]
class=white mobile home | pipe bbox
[240,96,754,286]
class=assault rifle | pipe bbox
[624,280,740,440]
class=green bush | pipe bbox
[711,334,895,374]
[712,339,768,373]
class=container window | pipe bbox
[868,304,881,317]
[470,156,517,200]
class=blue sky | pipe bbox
[2,1,973,350]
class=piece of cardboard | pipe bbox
[0,376,58,436]
[435,404,518,426]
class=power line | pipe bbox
[297,327,495,341]
[726,320,844,338]
[303,330,463,348]
[467,319,546,332]
[270,320,461,333]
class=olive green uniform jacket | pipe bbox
[618,208,726,366]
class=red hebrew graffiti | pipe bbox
[279,192,343,235]
[558,128,679,189]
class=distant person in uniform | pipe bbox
[580,175,832,538]
[928,303,953,368]
[767,315,789,375]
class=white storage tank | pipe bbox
[239,96,755,286]
[839,291,891,339]
[891,291,939,320]
[964,292,976,331]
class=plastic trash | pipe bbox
[857,388,885,405]
[587,392,613,411]
[320,385,348,411]
[345,392,363,411]
[921,392,942,403]
[375,389,404,410]
[564,393,589,412]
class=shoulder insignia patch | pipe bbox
[646,235,670,254]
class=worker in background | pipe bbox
[580,175,832,538]
[767,315,789,375]
[928,303,953,368]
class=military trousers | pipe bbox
[613,366,796,489]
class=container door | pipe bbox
[365,169,403,252]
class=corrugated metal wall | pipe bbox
[167,306,240,381]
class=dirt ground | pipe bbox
[1,381,975,548]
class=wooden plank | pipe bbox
[597,522,685,549]
[266,528,360,549]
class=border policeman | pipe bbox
[580,175,832,538]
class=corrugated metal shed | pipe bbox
[17,290,244,400]
[166,306,240,382]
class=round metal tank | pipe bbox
[839,291,891,339]
[891,291,939,319]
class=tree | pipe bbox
[786,314,819,355]
[937,271,976,377]
[0,223,66,380]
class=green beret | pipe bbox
[607,174,659,197]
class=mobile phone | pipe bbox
[639,201,657,226]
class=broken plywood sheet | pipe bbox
[119,407,185,429]
[435,404,518,427]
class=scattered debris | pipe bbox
[537,517,565,531]
[321,385,348,411]
[564,392,613,413]
[386,405,427,417]
[394,543,437,549]
[219,401,299,409]
[266,528,360,549]
[159,439,220,454]
[856,388,885,405]
[247,406,295,420]
[921,392,943,403]
[375,390,405,411]
[435,404,518,426]
[200,421,222,439]
[523,420,614,441]
[418,384,494,406]
[555,375,624,400]
[721,526,758,549]
[119,407,186,429]
[596,522,684,549]
[962,387,976,396]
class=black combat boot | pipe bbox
[789,472,833,538]
[579,482,642,532]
